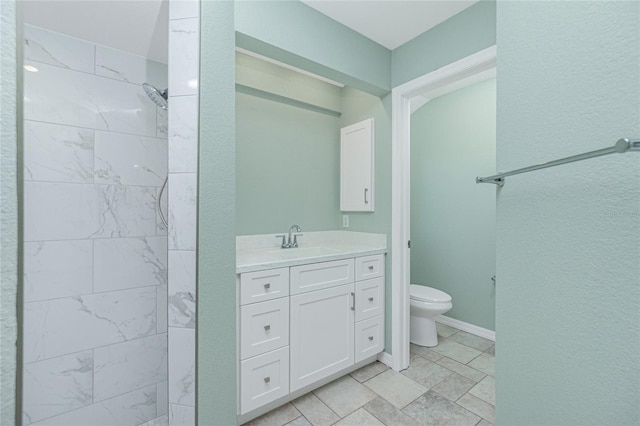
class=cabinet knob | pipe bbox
[368,336,374,341]
[264,283,270,290]
[368,265,374,271]
[368,297,374,302]
[264,376,270,383]
[264,324,271,331]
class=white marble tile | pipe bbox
[169,18,199,96]
[94,236,167,292]
[24,240,93,303]
[96,45,167,86]
[157,185,169,236]
[157,284,168,334]
[94,131,167,187]
[168,327,195,406]
[168,250,196,328]
[23,351,93,424]
[24,182,99,241]
[24,120,94,183]
[24,25,95,73]
[94,185,157,238]
[25,182,157,241]
[140,414,169,426]
[168,404,194,426]
[24,62,157,137]
[168,173,197,251]
[170,0,200,20]
[94,333,167,402]
[157,107,169,138]
[157,381,169,417]
[168,95,198,173]
[31,385,156,426]
[24,287,156,363]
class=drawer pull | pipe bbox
[351,292,355,311]
[264,324,271,331]
[264,376,270,384]
[368,265,374,271]
[368,336,374,341]
[368,297,374,302]
[264,283,271,290]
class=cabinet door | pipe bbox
[340,118,374,212]
[355,315,384,363]
[240,347,289,414]
[290,283,355,392]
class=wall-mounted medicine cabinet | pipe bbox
[340,118,375,212]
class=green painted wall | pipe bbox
[496,2,639,424]
[236,90,341,235]
[392,0,496,87]
[339,87,393,350]
[410,78,496,331]
[235,1,391,96]
[197,1,237,424]
[1,0,18,423]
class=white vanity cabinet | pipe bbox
[237,253,385,418]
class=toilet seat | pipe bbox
[410,284,451,303]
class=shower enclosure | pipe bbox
[21,1,201,424]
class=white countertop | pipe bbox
[236,231,387,273]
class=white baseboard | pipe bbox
[377,351,393,368]
[436,315,495,341]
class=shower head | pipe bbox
[142,83,168,110]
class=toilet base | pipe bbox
[410,315,439,347]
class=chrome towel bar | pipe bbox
[476,138,640,187]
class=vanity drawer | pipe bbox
[355,315,384,363]
[355,254,384,281]
[355,277,384,322]
[290,258,354,295]
[240,267,289,305]
[240,298,289,360]
[240,346,289,414]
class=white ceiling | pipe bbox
[22,0,477,64]
[302,0,478,50]
[23,0,169,63]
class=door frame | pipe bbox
[390,45,497,371]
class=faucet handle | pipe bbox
[275,235,287,248]
[292,233,303,248]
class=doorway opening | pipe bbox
[390,46,497,371]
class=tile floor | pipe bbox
[246,323,495,426]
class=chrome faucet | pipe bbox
[276,224,303,248]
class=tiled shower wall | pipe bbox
[167,1,200,425]
[23,25,169,425]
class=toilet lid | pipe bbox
[410,284,451,303]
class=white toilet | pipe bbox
[410,284,453,347]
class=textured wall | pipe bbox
[496,2,639,424]
[198,1,237,424]
[1,0,18,424]
[235,1,391,96]
[21,24,169,425]
[410,79,496,331]
[392,0,496,87]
